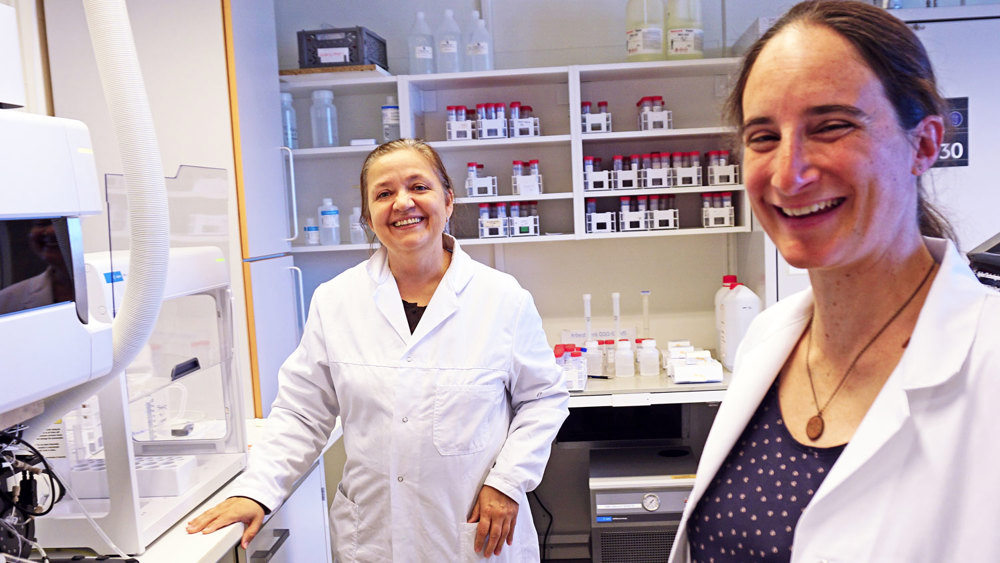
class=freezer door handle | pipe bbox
[250,528,290,563]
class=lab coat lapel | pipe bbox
[685,292,813,519]
[405,237,474,352]
[806,238,983,507]
[367,248,412,345]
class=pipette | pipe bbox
[583,293,592,342]
[641,290,651,338]
[612,292,621,341]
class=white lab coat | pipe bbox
[669,238,1000,562]
[230,235,569,562]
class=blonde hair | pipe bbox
[358,139,454,226]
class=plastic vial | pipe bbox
[496,202,508,217]
[529,160,540,176]
[310,90,338,148]
[521,105,533,119]
[466,18,493,71]
[722,192,733,207]
[652,95,664,112]
[713,193,723,208]
[512,160,524,176]
[719,150,730,166]
[629,154,640,171]
[382,96,401,142]
[495,103,506,120]
[708,150,719,167]
[638,339,660,376]
[649,195,660,210]
[467,162,478,179]
[581,101,592,115]
[620,196,631,213]
[446,106,457,121]
[435,9,462,73]
[408,11,436,74]
[642,153,652,169]
[651,152,662,169]
[615,340,636,377]
[479,203,490,219]
[637,195,648,211]
[598,101,609,114]
[510,201,521,217]
[690,151,701,167]
[476,103,487,121]
[594,157,603,171]
[583,156,594,174]
[702,194,711,208]
[610,155,623,171]
[485,103,496,120]
[456,105,469,121]
[318,198,340,245]
[529,201,539,216]
[586,198,597,214]
[477,163,485,177]
[349,207,366,244]
[280,93,298,149]
[638,96,653,113]
[489,203,498,218]
[510,101,521,120]
[304,217,320,245]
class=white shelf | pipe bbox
[280,75,397,96]
[404,66,570,90]
[584,185,745,197]
[291,242,377,253]
[428,134,571,151]
[458,234,575,246]
[292,144,378,159]
[455,192,572,205]
[568,371,730,408]
[580,126,735,142]
[581,226,750,240]
[576,58,741,81]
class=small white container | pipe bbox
[638,339,660,376]
[615,340,635,377]
[584,340,604,377]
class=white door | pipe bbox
[247,255,303,416]
[230,0,295,259]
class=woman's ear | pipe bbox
[912,114,944,175]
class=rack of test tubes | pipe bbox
[509,101,541,137]
[446,102,540,141]
[701,192,736,228]
[584,195,678,233]
[706,150,740,186]
[511,159,543,196]
[465,161,498,197]
[637,95,672,131]
[478,200,541,238]
[581,100,612,133]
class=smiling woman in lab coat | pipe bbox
[669,2,1000,562]
[187,138,569,561]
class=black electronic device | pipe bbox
[968,231,1000,291]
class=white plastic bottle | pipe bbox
[615,340,635,377]
[303,217,320,245]
[466,19,493,71]
[666,0,704,60]
[408,11,436,74]
[381,96,400,142]
[310,90,338,148]
[317,198,340,246]
[719,283,762,371]
[626,0,666,62]
[638,339,660,376]
[349,206,366,244]
[714,274,738,356]
[584,341,604,377]
[435,9,462,73]
[280,92,298,149]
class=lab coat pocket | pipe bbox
[433,383,502,456]
[329,483,359,562]
[459,522,524,562]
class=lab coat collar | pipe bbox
[366,234,475,350]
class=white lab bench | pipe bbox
[568,372,730,408]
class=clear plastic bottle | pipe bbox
[626,0,666,62]
[510,201,521,217]
[382,96,400,142]
[408,11,436,74]
[349,207,366,244]
[317,198,340,246]
[620,196,631,213]
[638,339,660,376]
[528,201,539,216]
[615,339,636,377]
[637,195,648,211]
[280,92,298,149]
[466,18,493,71]
[310,90,338,148]
[513,160,524,176]
[479,203,490,220]
[583,156,594,174]
[666,0,704,60]
[719,283,762,370]
[529,159,540,176]
[304,217,320,245]
[435,9,462,73]
[584,341,604,377]
[613,155,623,171]
[586,198,597,214]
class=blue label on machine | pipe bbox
[103,271,124,283]
[596,516,613,523]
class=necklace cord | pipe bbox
[806,261,937,417]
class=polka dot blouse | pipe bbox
[688,380,845,562]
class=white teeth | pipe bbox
[781,198,842,217]
[393,217,423,227]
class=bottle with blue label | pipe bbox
[382,96,400,142]
[318,198,340,245]
[304,217,320,245]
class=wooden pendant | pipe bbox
[806,415,824,441]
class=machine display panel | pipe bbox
[0,218,75,317]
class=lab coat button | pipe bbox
[402,417,408,423]
[406,357,414,363]
[397,476,404,482]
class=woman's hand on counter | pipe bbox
[186,496,266,549]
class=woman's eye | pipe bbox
[815,122,854,136]
[412,184,430,191]
[745,132,778,147]
[374,191,391,199]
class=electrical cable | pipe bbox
[529,491,553,562]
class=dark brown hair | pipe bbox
[726,0,956,242]
[358,138,454,227]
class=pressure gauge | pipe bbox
[642,493,660,512]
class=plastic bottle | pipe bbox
[512,160,524,176]
[719,283,762,371]
[666,0,704,60]
[467,162,478,180]
[304,217,320,245]
[714,274,738,352]
[382,96,400,142]
[280,93,298,149]
[408,11,436,74]
[510,201,521,217]
[584,341,604,377]
[639,339,660,376]
[528,201,538,216]
[626,0,666,62]
[581,101,592,115]
[637,195,648,211]
[615,340,635,377]
[479,203,490,220]
[620,197,631,214]
[349,207,366,244]
[613,155,623,171]
[317,198,340,246]
[586,198,597,214]
[435,9,462,73]
[529,159,540,176]
[466,18,493,71]
[570,350,586,388]
[310,90,338,148]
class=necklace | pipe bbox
[804,261,936,441]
